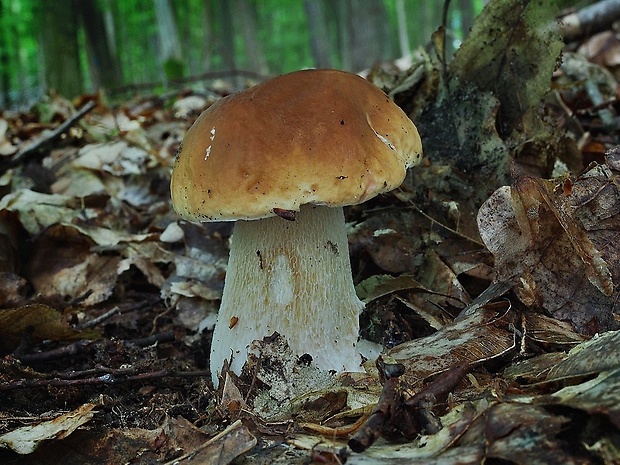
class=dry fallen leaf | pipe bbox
[545,330,620,383]
[523,312,587,346]
[0,119,18,156]
[504,329,620,388]
[166,419,256,465]
[0,403,97,454]
[477,160,620,334]
[0,303,98,352]
[548,367,620,429]
[462,403,580,465]
[388,303,515,390]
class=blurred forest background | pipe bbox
[0,0,487,108]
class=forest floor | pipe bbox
[1,3,620,465]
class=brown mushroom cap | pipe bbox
[171,69,423,221]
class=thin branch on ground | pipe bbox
[3,100,96,171]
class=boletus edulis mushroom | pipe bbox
[170,69,423,385]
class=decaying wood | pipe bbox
[560,0,620,42]
[403,363,474,434]
[347,375,400,453]
[348,360,474,453]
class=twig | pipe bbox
[14,340,93,364]
[560,0,620,42]
[13,330,175,364]
[79,300,153,329]
[3,100,96,171]
[299,412,370,438]
[79,306,121,329]
[162,419,256,465]
[126,330,176,347]
[404,364,472,410]
[347,357,405,453]
[405,199,486,247]
[0,368,209,391]
[403,363,473,435]
[347,377,399,453]
[348,361,474,453]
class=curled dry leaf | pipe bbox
[172,95,208,119]
[0,119,18,156]
[504,329,620,385]
[548,367,620,429]
[460,403,581,465]
[0,403,98,454]
[24,224,120,306]
[545,330,620,383]
[166,419,257,465]
[0,189,99,236]
[523,312,587,346]
[477,160,619,334]
[72,141,149,176]
[0,272,29,307]
[0,303,98,352]
[387,304,515,390]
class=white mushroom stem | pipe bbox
[210,204,364,385]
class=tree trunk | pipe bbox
[304,0,332,68]
[76,0,123,91]
[39,0,82,98]
[214,0,236,72]
[332,0,351,70]
[0,0,11,107]
[347,0,392,71]
[102,0,119,62]
[153,0,185,80]
[410,0,442,49]
[457,0,475,41]
[201,0,214,72]
[236,0,268,75]
[396,0,411,57]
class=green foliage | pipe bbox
[255,0,313,73]
[115,0,160,84]
[0,0,39,105]
[163,57,185,80]
[0,0,572,106]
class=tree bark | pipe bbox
[305,0,333,68]
[236,0,269,75]
[76,0,123,91]
[0,0,11,107]
[101,0,119,62]
[396,0,411,57]
[215,0,236,72]
[412,0,442,49]
[153,0,185,80]
[201,0,214,72]
[333,1,351,70]
[347,0,392,71]
[39,0,82,98]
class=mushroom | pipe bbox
[170,69,423,385]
